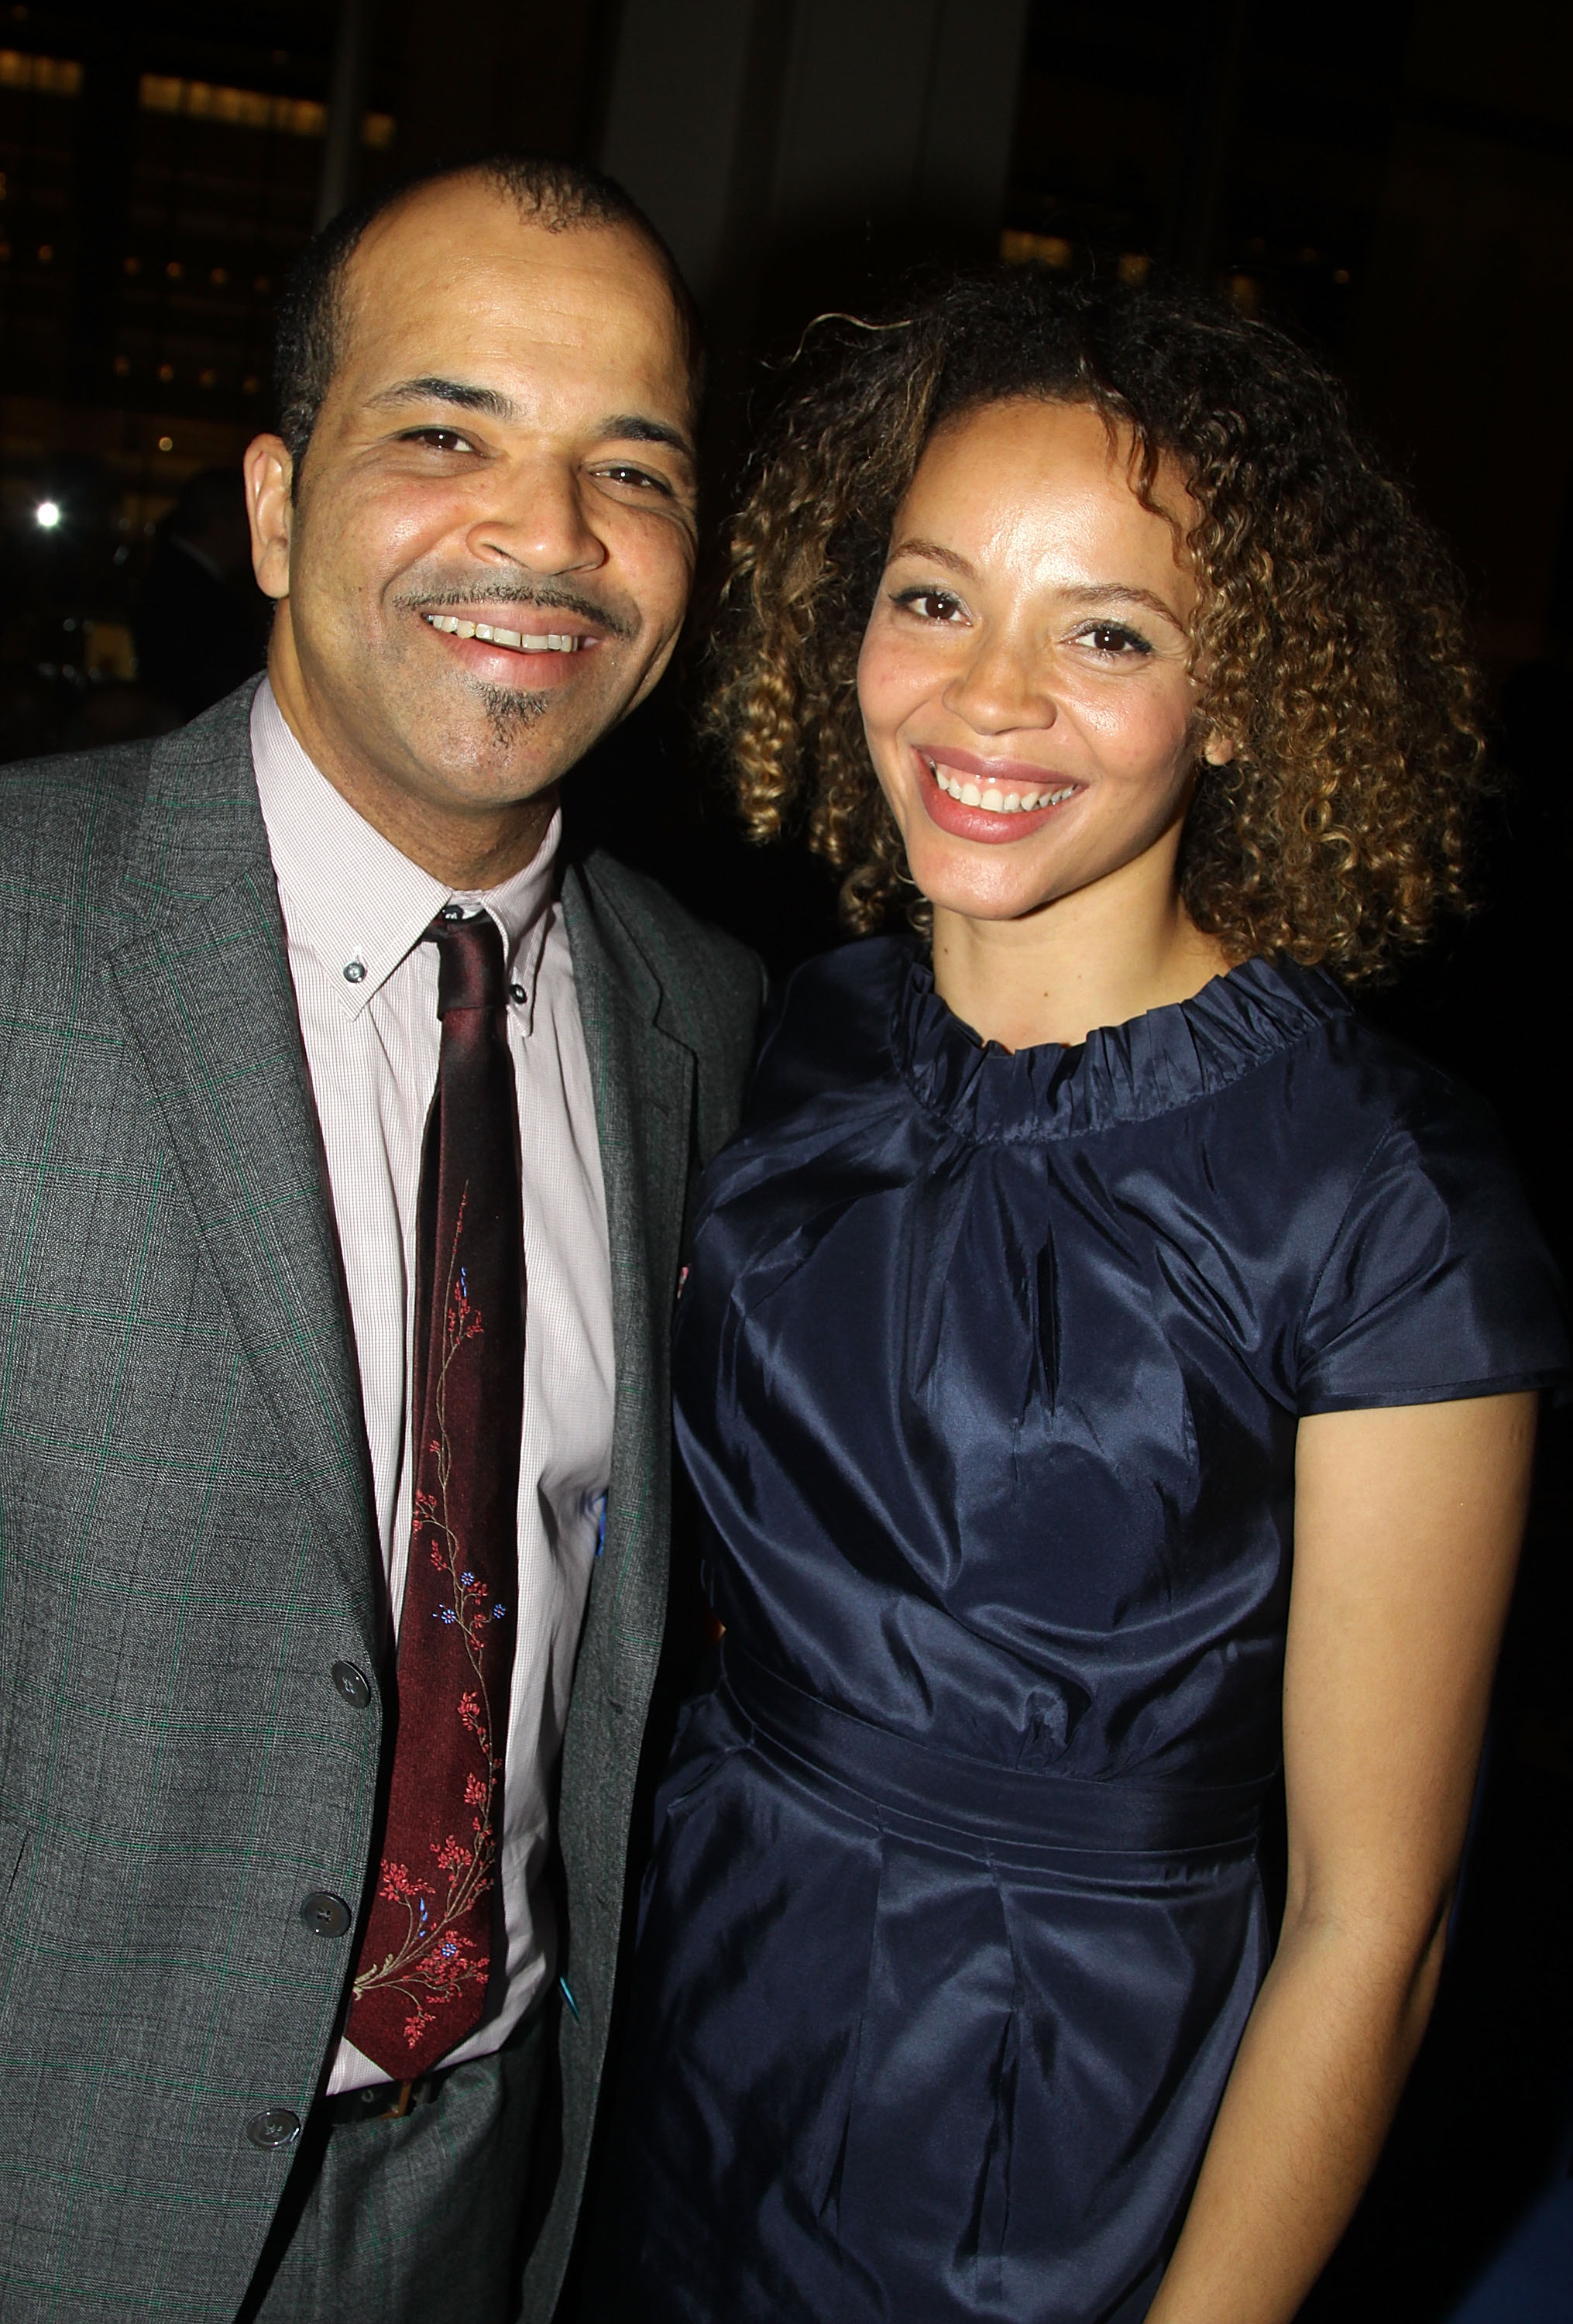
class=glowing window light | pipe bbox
[35,500,61,529]
[136,74,394,148]
[0,51,82,97]
[1001,229,1073,270]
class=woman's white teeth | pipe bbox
[424,614,582,651]
[926,758,1073,813]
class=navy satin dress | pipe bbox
[606,940,1566,2324]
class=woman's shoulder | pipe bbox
[1193,957,1497,1150]
[745,933,917,1125]
[1195,961,1545,1264]
[1227,971,1568,1408]
[1279,973,1514,1171]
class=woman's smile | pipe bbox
[913,742,1082,842]
[857,397,1228,937]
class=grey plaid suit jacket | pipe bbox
[0,682,762,2321]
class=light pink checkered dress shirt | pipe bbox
[251,679,613,2094]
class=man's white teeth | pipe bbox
[424,614,583,651]
[926,758,1075,813]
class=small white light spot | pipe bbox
[35,500,60,529]
[343,959,366,985]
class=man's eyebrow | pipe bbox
[365,383,693,464]
[369,376,517,420]
[597,413,695,463]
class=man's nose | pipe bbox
[465,456,606,578]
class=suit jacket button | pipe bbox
[300,1890,352,1939]
[246,2107,301,2150]
[331,1660,372,1707]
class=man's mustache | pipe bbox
[397,577,636,641]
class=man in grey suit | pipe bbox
[0,157,759,2322]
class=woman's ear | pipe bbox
[1202,727,1237,767]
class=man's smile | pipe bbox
[407,593,623,689]
[421,613,591,654]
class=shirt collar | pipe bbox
[250,677,561,1020]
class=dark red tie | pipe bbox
[346,908,524,2078]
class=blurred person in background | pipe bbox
[133,462,270,718]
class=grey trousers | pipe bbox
[239,2009,550,2324]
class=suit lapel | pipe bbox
[562,862,694,1670]
[105,717,701,1676]
[105,690,378,1631]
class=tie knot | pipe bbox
[425,910,507,1016]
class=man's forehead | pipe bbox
[343,187,685,376]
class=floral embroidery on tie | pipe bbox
[345,908,524,2081]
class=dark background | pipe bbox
[2,5,1568,2315]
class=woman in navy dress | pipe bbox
[603,273,1566,2322]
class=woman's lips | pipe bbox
[914,748,1080,844]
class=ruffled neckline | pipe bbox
[892,944,1350,1142]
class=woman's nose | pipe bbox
[942,633,1057,736]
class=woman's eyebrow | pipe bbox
[1057,581,1187,626]
[887,536,974,577]
[886,544,1184,628]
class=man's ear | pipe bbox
[244,435,294,603]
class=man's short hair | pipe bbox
[273,156,702,478]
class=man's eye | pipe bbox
[401,427,475,453]
[595,464,671,495]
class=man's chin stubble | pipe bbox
[479,682,550,744]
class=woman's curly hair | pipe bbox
[708,268,1485,978]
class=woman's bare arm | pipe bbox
[1145,1391,1537,2324]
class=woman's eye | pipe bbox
[1080,621,1152,657]
[895,588,965,623]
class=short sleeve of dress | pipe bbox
[1297,1088,1568,1414]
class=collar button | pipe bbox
[342,959,366,985]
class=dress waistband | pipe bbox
[720,1646,1269,1856]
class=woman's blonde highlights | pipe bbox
[708,272,1484,978]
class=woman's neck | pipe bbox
[931,857,1232,1053]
